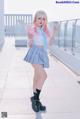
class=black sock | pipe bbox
[33,89,41,100]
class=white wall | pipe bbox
[4,0,80,21]
[0,0,4,49]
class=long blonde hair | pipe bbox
[33,10,50,37]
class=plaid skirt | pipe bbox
[24,45,49,68]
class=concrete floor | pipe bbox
[0,37,80,119]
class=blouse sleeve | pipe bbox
[26,24,34,47]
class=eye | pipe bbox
[38,17,41,20]
[43,18,46,21]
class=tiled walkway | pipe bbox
[0,37,80,119]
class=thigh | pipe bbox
[35,64,46,76]
[32,64,45,74]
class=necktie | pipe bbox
[40,29,48,49]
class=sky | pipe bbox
[4,0,80,22]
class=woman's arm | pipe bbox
[27,25,34,47]
[49,22,60,46]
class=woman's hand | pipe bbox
[28,39,33,47]
[49,22,60,46]
[28,33,33,40]
[54,22,60,34]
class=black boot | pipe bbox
[31,96,40,112]
[31,97,46,112]
[39,101,46,111]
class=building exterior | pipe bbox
[0,0,4,50]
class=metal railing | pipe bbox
[4,14,80,56]
[53,19,80,56]
[4,14,32,36]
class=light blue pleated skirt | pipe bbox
[24,45,49,68]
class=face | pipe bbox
[35,15,47,28]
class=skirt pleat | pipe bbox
[24,45,49,68]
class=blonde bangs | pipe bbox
[34,10,47,23]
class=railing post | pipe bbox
[64,21,68,51]
[57,21,61,47]
[71,19,77,55]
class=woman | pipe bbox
[24,10,58,112]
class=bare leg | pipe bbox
[31,64,47,112]
[32,66,38,92]
[36,64,47,90]
[32,64,47,91]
